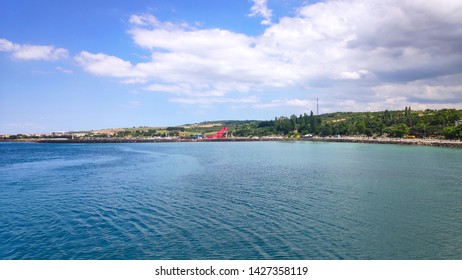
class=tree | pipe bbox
[290,114,298,132]
[244,108,461,138]
[443,125,462,139]
[383,110,392,126]
[410,123,427,138]
[274,116,291,135]
[309,111,316,133]
[355,119,366,134]
[335,122,349,135]
[320,124,333,136]
[384,124,409,138]
[365,128,373,137]
[405,106,413,126]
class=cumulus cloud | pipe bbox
[373,74,462,105]
[0,39,15,51]
[75,15,302,103]
[253,99,316,109]
[75,0,462,111]
[337,70,371,80]
[75,51,146,82]
[249,0,273,25]
[0,38,68,61]
[170,96,258,105]
[129,14,159,26]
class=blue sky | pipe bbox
[1,0,462,134]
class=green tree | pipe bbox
[443,125,462,139]
[290,114,298,132]
[410,123,427,138]
[309,111,316,133]
[384,124,409,137]
[355,119,366,134]
[320,124,333,136]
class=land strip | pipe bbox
[3,136,461,148]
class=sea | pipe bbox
[1,141,461,260]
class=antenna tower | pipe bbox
[317,98,319,115]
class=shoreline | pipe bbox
[304,136,462,148]
[2,136,462,148]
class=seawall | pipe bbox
[2,137,461,148]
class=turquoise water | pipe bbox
[1,141,461,259]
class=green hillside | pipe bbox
[231,108,462,139]
[89,108,462,139]
[3,108,461,140]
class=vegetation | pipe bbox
[2,108,461,141]
[233,108,462,139]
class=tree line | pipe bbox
[3,108,461,140]
[233,108,462,139]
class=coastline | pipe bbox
[303,136,462,148]
[2,136,462,148]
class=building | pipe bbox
[51,131,67,137]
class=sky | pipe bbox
[1,0,462,134]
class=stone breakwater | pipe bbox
[301,137,462,148]
[18,136,460,148]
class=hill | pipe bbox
[110,108,461,140]
[3,108,461,140]
[232,108,462,139]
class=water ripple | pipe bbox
[1,142,462,259]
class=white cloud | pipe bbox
[170,96,258,105]
[129,14,158,26]
[129,14,190,30]
[0,38,15,51]
[373,75,462,104]
[337,70,371,80]
[249,0,273,25]
[0,38,68,61]
[74,0,462,113]
[145,83,228,97]
[144,83,186,94]
[253,98,316,109]
[13,45,68,61]
[75,51,145,82]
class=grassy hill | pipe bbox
[95,108,462,139]
[4,108,461,140]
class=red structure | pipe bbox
[206,127,229,139]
